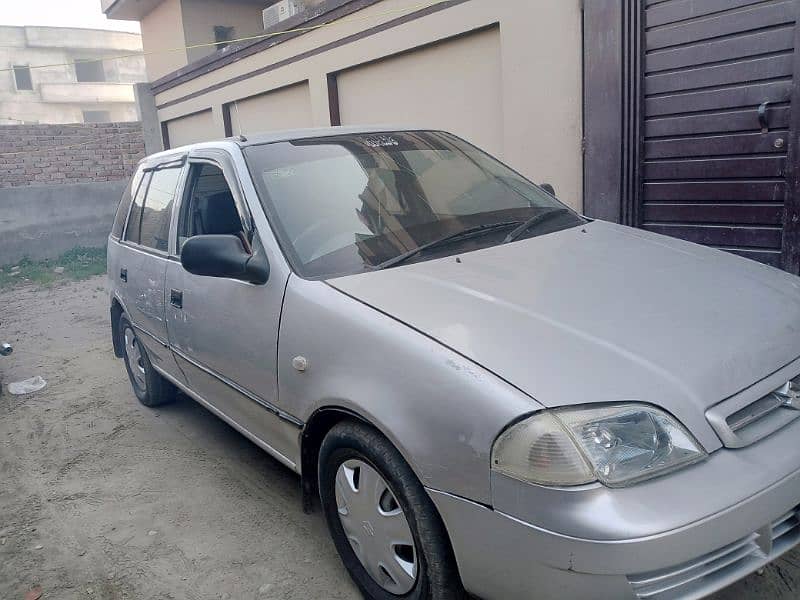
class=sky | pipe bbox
[0,0,140,33]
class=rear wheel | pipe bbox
[119,315,175,407]
[319,421,464,600]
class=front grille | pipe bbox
[772,508,800,553]
[628,506,800,600]
[706,373,800,448]
[726,391,789,432]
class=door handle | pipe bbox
[170,289,183,309]
[120,267,127,282]
[758,101,770,133]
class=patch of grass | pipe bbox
[0,246,107,289]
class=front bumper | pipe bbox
[431,488,800,600]
[429,419,800,600]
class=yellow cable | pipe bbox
[0,0,454,74]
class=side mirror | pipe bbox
[181,234,269,284]
[540,183,556,197]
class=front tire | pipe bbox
[319,421,464,600]
[119,315,175,407]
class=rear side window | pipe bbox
[111,169,143,238]
[124,171,150,244]
[139,167,182,251]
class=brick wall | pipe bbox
[0,122,145,189]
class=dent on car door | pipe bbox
[117,164,183,377]
[164,158,298,468]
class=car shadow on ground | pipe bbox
[158,391,301,491]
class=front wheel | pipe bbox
[318,421,464,600]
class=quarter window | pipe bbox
[124,171,150,245]
[112,168,144,238]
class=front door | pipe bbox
[584,0,800,272]
[164,151,297,467]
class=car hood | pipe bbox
[328,220,800,444]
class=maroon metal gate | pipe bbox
[583,0,800,273]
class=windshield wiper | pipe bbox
[502,208,573,244]
[372,221,520,270]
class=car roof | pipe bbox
[143,125,421,165]
[236,125,419,147]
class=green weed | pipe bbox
[0,246,107,289]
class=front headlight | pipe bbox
[492,404,707,488]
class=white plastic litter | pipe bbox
[8,376,47,395]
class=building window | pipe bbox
[83,110,111,123]
[74,59,106,82]
[13,65,33,91]
[214,26,235,50]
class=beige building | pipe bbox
[98,0,800,281]
[102,0,585,211]
[0,26,147,125]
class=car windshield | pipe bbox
[244,130,585,279]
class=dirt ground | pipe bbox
[1,276,799,600]
[1,277,358,600]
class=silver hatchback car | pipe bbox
[108,127,800,600]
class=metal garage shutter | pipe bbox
[641,0,798,268]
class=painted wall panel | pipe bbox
[140,0,189,81]
[228,82,314,134]
[166,109,216,147]
[337,28,503,157]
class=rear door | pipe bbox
[116,156,185,377]
[164,149,298,467]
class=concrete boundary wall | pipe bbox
[0,181,124,265]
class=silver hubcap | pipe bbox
[123,327,147,391]
[335,459,418,595]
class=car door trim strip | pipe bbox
[128,317,303,428]
[170,345,305,428]
[132,322,169,348]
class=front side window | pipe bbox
[177,162,245,253]
[244,130,585,279]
